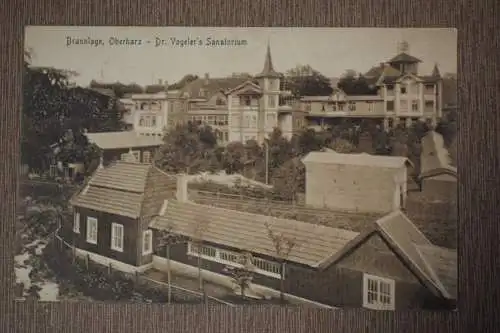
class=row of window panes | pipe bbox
[386,84,435,94]
[216,131,229,142]
[136,101,162,111]
[188,242,281,275]
[73,213,152,254]
[385,100,434,112]
[139,115,157,127]
[189,115,228,126]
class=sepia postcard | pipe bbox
[17,26,457,310]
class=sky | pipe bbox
[25,26,457,87]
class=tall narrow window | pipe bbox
[111,223,124,252]
[142,151,152,164]
[86,217,98,244]
[143,230,153,255]
[73,212,80,233]
[268,95,276,108]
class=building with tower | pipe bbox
[180,43,302,145]
[302,41,444,131]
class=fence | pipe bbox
[53,228,234,306]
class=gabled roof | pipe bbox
[396,72,424,83]
[149,199,360,268]
[320,210,457,300]
[419,131,457,179]
[86,131,163,150]
[70,161,177,218]
[302,151,413,169]
[226,81,263,95]
[180,77,250,99]
[365,64,402,78]
[388,52,422,64]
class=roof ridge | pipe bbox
[169,198,360,236]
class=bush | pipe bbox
[42,240,199,303]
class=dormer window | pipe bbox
[216,97,226,106]
[400,86,407,94]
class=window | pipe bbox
[252,257,281,276]
[331,103,337,111]
[186,242,281,279]
[139,116,145,126]
[242,115,250,128]
[411,100,419,112]
[207,115,216,126]
[400,86,407,94]
[425,100,434,107]
[111,223,124,252]
[151,116,157,126]
[348,102,356,111]
[132,151,140,161]
[86,217,98,244]
[188,242,217,258]
[386,84,394,91]
[266,114,276,127]
[268,95,276,108]
[304,103,312,112]
[240,96,252,106]
[142,230,153,255]
[367,102,374,112]
[120,153,128,161]
[73,212,80,233]
[250,115,257,128]
[142,151,152,164]
[363,274,395,310]
[224,131,229,142]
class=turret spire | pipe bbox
[431,63,441,78]
[255,40,281,78]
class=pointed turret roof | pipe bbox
[255,42,281,79]
[431,63,441,78]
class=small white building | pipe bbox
[302,151,412,214]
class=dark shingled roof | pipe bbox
[70,161,177,218]
[388,52,422,64]
[181,77,250,99]
[149,199,360,267]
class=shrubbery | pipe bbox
[42,240,199,303]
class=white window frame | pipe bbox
[86,217,98,245]
[73,212,80,233]
[142,230,153,255]
[362,273,396,310]
[187,242,281,279]
[142,151,152,164]
[110,223,124,252]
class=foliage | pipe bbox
[329,138,356,153]
[272,158,306,201]
[155,122,220,174]
[283,65,333,97]
[168,74,199,90]
[23,53,126,172]
[337,73,378,96]
[89,80,144,97]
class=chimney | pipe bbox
[204,73,209,85]
[176,174,189,202]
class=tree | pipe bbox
[265,221,296,303]
[329,138,356,153]
[168,74,199,90]
[284,65,333,97]
[89,80,144,97]
[23,52,127,172]
[272,157,306,201]
[226,252,255,299]
[155,122,219,174]
[156,226,185,303]
[338,73,378,96]
[222,142,246,174]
